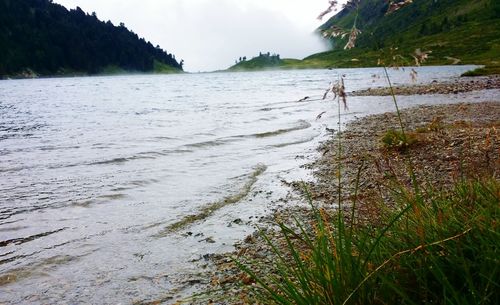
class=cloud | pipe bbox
[172,0,328,71]
[54,0,331,71]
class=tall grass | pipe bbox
[237,176,499,305]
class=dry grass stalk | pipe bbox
[344,27,362,50]
[412,48,431,66]
[317,1,339,20]
[386,0,414,14]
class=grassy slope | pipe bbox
[153,60,183,74]
[228,55,283,71]
[228,0,500,73]
[308,0,499,69]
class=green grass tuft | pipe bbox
[381,129,419,151]
[462,64,500,76]
[153,60,182,74]
[238,178,500,305]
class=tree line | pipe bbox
[0,0,183,77]
[234,52,281,65]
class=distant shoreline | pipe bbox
[4,64,497,80]
[1,69,184,81]
[223,63,494,76]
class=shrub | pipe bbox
[381,129,418,151]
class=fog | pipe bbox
[53,0,340,72]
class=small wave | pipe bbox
[71,193,128,207]
[112,178,160,191]
[271,135,318,148]
[89,157,144,166]
[257,104,303,112]
[0,123,46,134]
[134,108,174,116]
[0,251,95,286]
[154,164,267,236]
[0,122,46,141]
[247,120,312,138]
[152,136,177,141]
[97,193,127,201]
[0,228,67,248]
[91,143,118,149]
[39,145,80,151]
[193,132,216,137]
[184,139,230,149]
[87,149,192,166]
[258,95,324,109]
[0,165,32,173]
[0,226,29,233]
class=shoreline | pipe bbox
[351,75,500,96]
[182,97,499,304]
[0,64,489,80]
[0,69,185,81]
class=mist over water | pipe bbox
[1,66,494,304]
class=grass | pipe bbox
[462,64,500,76]
[381,129,419,151]
[153,60,183,74]
[237,176,499,305]
[229,55,283,71]
[99,65,128,75]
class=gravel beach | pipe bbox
[181,87,500,305]
[352,75,500,96]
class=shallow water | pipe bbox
[0,66,497,304]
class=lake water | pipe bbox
[0,66,497,304]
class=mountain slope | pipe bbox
[0,0,183,77]
[307,0,500,68]
[228,0,499,72]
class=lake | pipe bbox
[0,66,495,304]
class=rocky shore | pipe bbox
[183,99,500,304]
[352,75,500,96]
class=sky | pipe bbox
[53,0,346,72]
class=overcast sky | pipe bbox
[53,0,346,72]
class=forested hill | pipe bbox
[0,0,183,78]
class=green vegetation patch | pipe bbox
[153,60,183,74]
[462,64,500,76]
[381,129,419,151]
[229,52,283,71]
[238,178,500,304]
